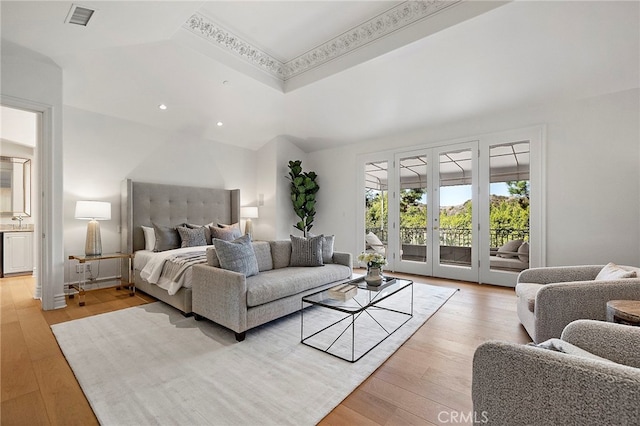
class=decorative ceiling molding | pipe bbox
[184,0,462,83]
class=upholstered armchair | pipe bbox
[515,264,640,343]
[473,320,640,425]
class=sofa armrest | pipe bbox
[533,279,640,342]
[518,265,603,284]
[332,251,352,269]
[192,264,248,334]
[561,319,640,368]
[473,341,640,425]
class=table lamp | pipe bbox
[75,201,111,255]
[240,206,258,239]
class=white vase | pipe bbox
[365,266,383,286]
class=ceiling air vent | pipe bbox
[65,4,95,26]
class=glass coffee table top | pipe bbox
[301,276,414,362]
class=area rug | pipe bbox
[52,283,456,426]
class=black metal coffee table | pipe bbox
[301,277,413,362]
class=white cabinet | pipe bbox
[3,231,33,275]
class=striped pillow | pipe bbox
[289,234,324,267]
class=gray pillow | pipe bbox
[308,233,335,264]
[210,225,242,241]
[177,226,207,248]
[153,223,181,252]
[186,223,212,245]
[497,239,523,258]
[213,234,259,277]
[290,234,324,267]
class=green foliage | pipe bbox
[287,160,320,236]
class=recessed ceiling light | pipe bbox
[216,122,223,127]
[158,104,167,110]
[223,80,230,86]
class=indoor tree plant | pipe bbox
[287,160,319,236]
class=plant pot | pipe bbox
[365,266,383,286]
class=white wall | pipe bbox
[1,40,64,309]
[309,88,640,267]
[63,106,258,284]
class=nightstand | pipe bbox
[68,253,134,306]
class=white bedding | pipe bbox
[136,246,211,295]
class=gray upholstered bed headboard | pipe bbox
[120,179,240,254]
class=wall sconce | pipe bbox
[75,200,111,256]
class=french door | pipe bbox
[363,127,543,286]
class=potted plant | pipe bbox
[287,160,319,237]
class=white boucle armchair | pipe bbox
[515,264,640,343]
[473,320,640,425]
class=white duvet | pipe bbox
[138,246,210,295]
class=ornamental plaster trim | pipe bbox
[184,0,461,82]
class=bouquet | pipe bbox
[357,252,387,269]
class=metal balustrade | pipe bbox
[366,227,529,249]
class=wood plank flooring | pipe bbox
[1,272,530,425]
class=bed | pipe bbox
[120,179,240,314]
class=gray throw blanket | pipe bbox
[160,251,207,284]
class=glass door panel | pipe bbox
[488,142,530,271]
[395,154,431,275]
[433,143,478,281]
[364,161,388,266]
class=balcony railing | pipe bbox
[366,227,529,248]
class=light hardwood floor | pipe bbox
[1,272,530,425]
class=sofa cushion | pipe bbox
[497,239,523,258]
[290,234,324,267]
[595,262,638,280]
[516,283,544,313]
[246,264,352,307]
[270,241,292,269]
[252,241,273,272]
[213,235,259,277]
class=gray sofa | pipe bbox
[473,320,640,425]
[192,240,352,341]
[516,264,640,343]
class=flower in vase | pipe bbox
[357,252,387,269]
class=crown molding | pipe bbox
[183,0,461,83]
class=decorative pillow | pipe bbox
[213,235,259,277]
[529,339,612,363]
[290,234,324,267]
[153,223,181,252]
[270,240,292,269]
[308,233,335,264]
[518,242,529,262]
[252,241,273,272]
[497,239,523,258]
[365,231,385,254]
[595,262,638,281]
[177,226,208,248]
[206,247,220,267]
[186,223,212,245]
[218,222,240,230]
[141,225,156,251]
[210,225,242,241]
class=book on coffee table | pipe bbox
[328,283,358,301]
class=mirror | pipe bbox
[0,156,31,217]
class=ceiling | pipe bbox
[1,1,638,153]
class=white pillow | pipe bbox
[365,232,385,254]
[595,262,638,281]
[141,225,156,251]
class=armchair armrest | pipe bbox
[518,265,603,284]
[473,341,640,425]
[192,264,248,334]
[561,319,640,368]
[533,279,640,342]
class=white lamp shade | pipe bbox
[75,201,111,220]
[240,206,259,219]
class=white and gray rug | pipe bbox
[52,283,457,426]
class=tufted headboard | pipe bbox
[120,179,240,254]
